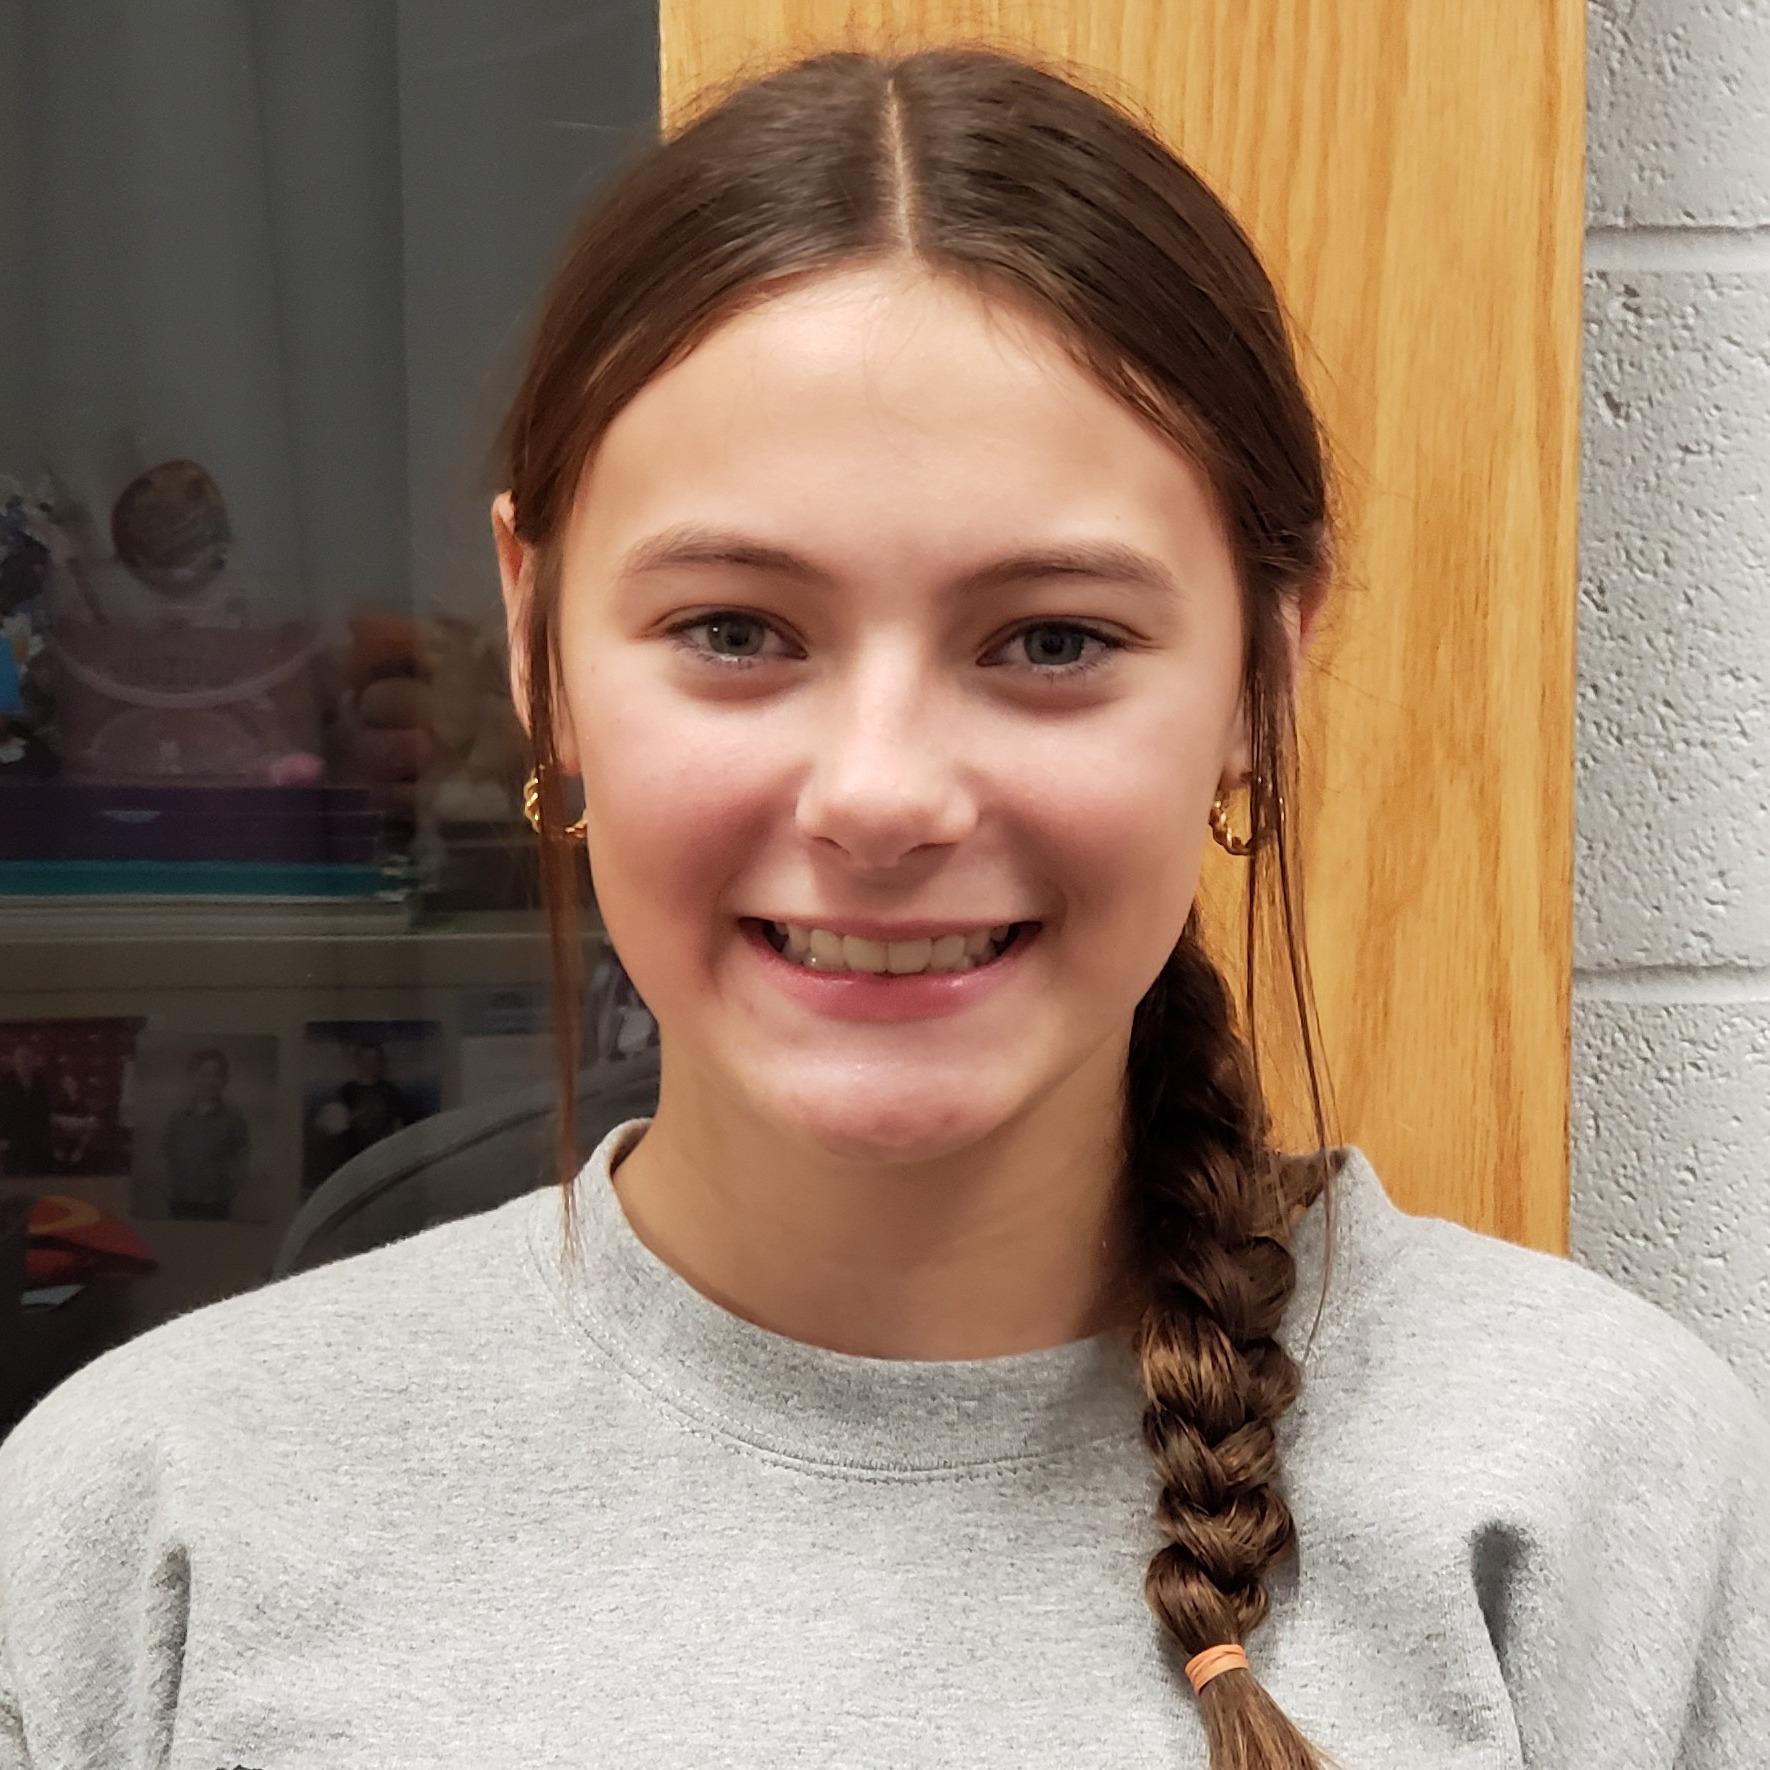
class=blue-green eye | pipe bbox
[995,621,1125,680]
[1023,626,1087,666]
[666,612,790,669]
[665,611,1125,680]
[699,614,768,656]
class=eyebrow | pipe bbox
[611,524,1180,601]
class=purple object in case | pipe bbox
[0,783,386,864]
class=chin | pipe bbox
[758,1069,1022,1166]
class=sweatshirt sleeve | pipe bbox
[0,1344,190,1770]
[1672,1375,1770,1770]
[1479,1278,1770,1770]
[0,1660,27,1770]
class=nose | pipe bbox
[794,640,978,871]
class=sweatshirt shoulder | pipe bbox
[0,1188,575,1760]
[1409,1204,1740,1377]
[1366,1187,1770,1477]
[1344,1182,1770,1763]
[0,1184,553,1483]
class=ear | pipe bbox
[1220,693,1257,797]
[1219,542,1334,793]
[1295,529,1333,662]
[491,491,579,774]
[491,492,533,736]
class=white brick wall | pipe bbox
[1576,0,1770,1406]
[1589,0,1770,226]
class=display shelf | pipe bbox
[2,905,607,995]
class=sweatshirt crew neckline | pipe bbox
[523,1116,1415,1474]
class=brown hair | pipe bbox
[496,44,1343,1770]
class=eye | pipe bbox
[664,610,796,671]
[663,611,1127,681]
[987,620,1126,681]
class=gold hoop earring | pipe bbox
[1209,787,1256,857]
[522,766,587,842]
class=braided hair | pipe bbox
[1128,918,1337,1768]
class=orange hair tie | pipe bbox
[1184,1643,1250,1694]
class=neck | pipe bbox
[608,1039,1137,1361]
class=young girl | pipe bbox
[3,46,1766,1770]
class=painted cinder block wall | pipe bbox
[1575,0,1770,1405]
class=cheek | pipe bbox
[568,666,776,968]
[997,719,1215,948]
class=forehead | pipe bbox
[568,263,1227,577]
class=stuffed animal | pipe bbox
[332,613,527,825]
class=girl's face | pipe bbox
[499,262,1285,1167]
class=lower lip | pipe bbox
[738,919,1042,1022]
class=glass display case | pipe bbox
[0,0,660,1438]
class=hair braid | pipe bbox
[1124,915,1336,1770]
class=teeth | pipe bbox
[770,921,1024,975]
[886,938,933,974]
[929,933,968,971]
[843,936,889,973]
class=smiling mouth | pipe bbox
[743,918,1038,975]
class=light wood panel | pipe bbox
[661,0,1584,1251]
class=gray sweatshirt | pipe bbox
[2,1116,1767,1769]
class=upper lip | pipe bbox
[747,915,1034,941]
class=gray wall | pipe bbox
[1574,0,1770,1405]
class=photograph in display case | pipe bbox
[301,1019,442,1199]
[127,1032,279,1224]
[0,1017,140,1178]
